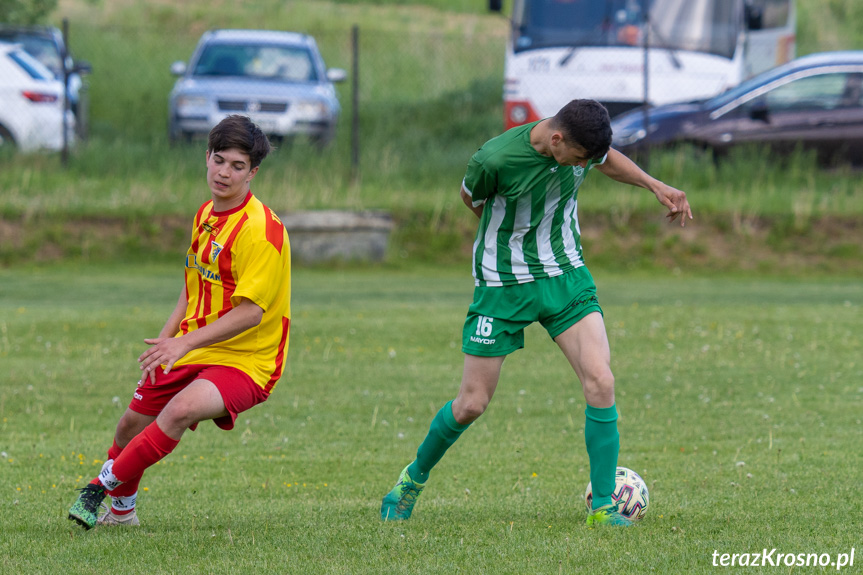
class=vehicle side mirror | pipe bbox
[749,100,770,122]
[73,60,92,75]
[489,0,503,13]
[170,61,187,76]
[326,68,347,83]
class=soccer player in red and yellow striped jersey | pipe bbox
[68,115,291,529]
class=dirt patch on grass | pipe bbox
[0,215,190,265]
[579,212,862,274]
[392,210,863,275]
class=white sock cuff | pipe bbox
[111,493,137,512]
[98,459,122,491]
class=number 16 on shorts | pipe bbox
[476,316,494,337]
[464,313,510,353]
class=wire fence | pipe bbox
[0,15,822,172]
[0,21,508,170]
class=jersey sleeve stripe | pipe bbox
[265,209,285,254]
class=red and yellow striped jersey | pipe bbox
[174,191,291,392]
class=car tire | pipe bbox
[168,117,192,145]
[0,124,16,152]
[270,135,295,152]
[310,125,336,149]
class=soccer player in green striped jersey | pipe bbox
[381,99,692,526]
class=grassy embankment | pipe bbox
[0,0,862,271]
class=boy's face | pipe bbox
[549,134,592,168]
[205,148,259,209]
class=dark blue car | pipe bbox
[611,51,863,165]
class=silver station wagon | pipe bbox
[169,29,346,147]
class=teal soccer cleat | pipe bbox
[68,482,107,530]
[381,465,425,521]
[586,502,633,527]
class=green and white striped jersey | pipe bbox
[463,121,604,287]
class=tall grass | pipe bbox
[5,137,863,222]
[3,0,863,222]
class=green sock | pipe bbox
[584,403,620,510]
[407,400,471,484]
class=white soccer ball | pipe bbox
[584,466,650,521]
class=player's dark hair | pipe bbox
[551,99,613,160]
[207,115,272,168]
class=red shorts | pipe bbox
[129,364,269,431]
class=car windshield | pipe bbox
[7,48,56,80]
[0,32,62,76]
[193,43,318,82]
[512,0,739,58]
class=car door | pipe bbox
[754,72,856,161]
[696,70,863,163]
[833,73,863,164]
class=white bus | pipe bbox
[492,0,796,128]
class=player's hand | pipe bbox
[654,183,693,227]
[138,337,190,385]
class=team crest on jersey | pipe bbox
[573,166,585,177]
[211,241,224,260]
[550,166,558,173]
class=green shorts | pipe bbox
[462,267,603,357]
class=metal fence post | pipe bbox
[642,8,650,172]
[351,24,360,184]
[61,18,70,166]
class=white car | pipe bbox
[0,41,74,152]
[0,25,92,135]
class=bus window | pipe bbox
[514,0,740,60]
[514,0,647,51]
[746,0,791,30]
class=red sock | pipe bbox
[104,435,142,514]
[107,438,123,461]
[111,422,179,484]
[108,473,143,515]
[88,439,124,488]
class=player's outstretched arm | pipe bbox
[596,149,693,227]
[138,297,264,384]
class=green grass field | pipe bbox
[1,263,861,573]
[2,1,863,571]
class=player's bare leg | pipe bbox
[554,312,615,408]
[555,313,630,526]
[451,354,505,424]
